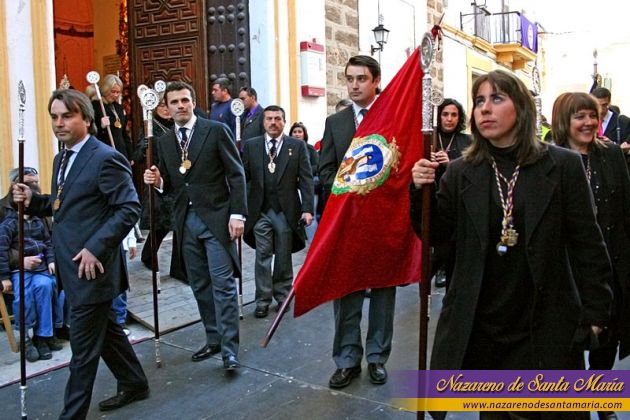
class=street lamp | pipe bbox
[371,22,390,56]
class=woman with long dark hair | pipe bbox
[410,70,613,419]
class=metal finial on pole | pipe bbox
[230,99,246,319]
[17,80,28,420]
[86,71,116,149]
[139,86,162,368]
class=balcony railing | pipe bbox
[492,11,538,53]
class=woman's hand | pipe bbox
[412,159,440,189]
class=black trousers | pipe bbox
[59,300,147,420]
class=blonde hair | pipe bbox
[100,74,123,103]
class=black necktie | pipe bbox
[179,127,188,149]
[269,138,277,159]
[359,108,368,117]
[58,149,74,186]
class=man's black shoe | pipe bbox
[328,366,361,389]
[46,336,63,351]
[598,412,618,420]
[434,269,447,288]
[223,354,240,370]
[98,387,149,411]
[191,344,221,362]
[254,306,269,318]
[367,362,388,384]
[33,336,52,360]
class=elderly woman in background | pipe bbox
[92,74,132,160]
[410,70,613,419]
[552,92,630,420]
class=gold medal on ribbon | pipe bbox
[114,120,122,128]
[53,198,61,211]
[268,162,276,173]
[182,159,192,170]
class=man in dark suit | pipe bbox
[239,87,265,142]
[13,89,148,419]
[241,105,314,318]
[143,81,246,370]
[592,87,630,145]
[318,55,394,389]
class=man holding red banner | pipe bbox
[318,55,394,389]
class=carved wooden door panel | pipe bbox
[128,0,208,133]
[206,1,251,100]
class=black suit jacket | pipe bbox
[411,145,613,370]
[155,117,247,276]
[30,137,140,306]
[241,105,265,141]
[604,111,630,144]
[319,107,356,190]
[241,135,314,252]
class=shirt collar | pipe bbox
[67,135,90,153]
[351,96,378,115]
[175,114,197,132]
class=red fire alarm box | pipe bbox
[300,40,325,97]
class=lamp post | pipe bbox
[370,19,390,56]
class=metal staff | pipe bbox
[230,99,246,319]
[418,32,437,420]
[139,86,162,367]
[86,71,116,149]
[17,80,28,419]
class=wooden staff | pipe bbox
[417,32,437,420]
[16,80,28,419]
[230,99,246,319]
[139,86,162,367]
[260,288,294,347]
[86,71,116,149]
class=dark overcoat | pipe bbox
[155,117,247,276]
[411,144,613,370]
[30,137,140,306]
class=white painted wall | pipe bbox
[358,0,426,87]
[249,0,275,110]
[6,0,40,173]
[293,0,326,142]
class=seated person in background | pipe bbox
[111,227,137,336]
[0,177,64,362]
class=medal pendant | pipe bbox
[496,242,508,256]
[179,165,187,174]
[182,159,192,170]
[268,162,276,173]
[506,228,519,247]
[114,120,122,128]
[53,198,61,211]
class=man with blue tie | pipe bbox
[319,55,395,389]
[13,89,148,418]
[143,81,247,371]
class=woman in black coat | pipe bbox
[410,71,612,419]
[552,92,630,376]
[92,74,132,160]
[430,98,472,288]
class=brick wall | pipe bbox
[426,0,444,91]
[324,0,359,113]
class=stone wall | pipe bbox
[324,0,359,113]
[426,0,445,91]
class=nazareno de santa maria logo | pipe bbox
[332,134,400,195]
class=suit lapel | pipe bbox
[61,137,96,195]
[186,120,210,172]
[256,137,266,182]
[519,153,556,245]
[275,135,292,180]
[462,163,490,251]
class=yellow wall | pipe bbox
[92,0,120,76]
[0,0,12,195]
